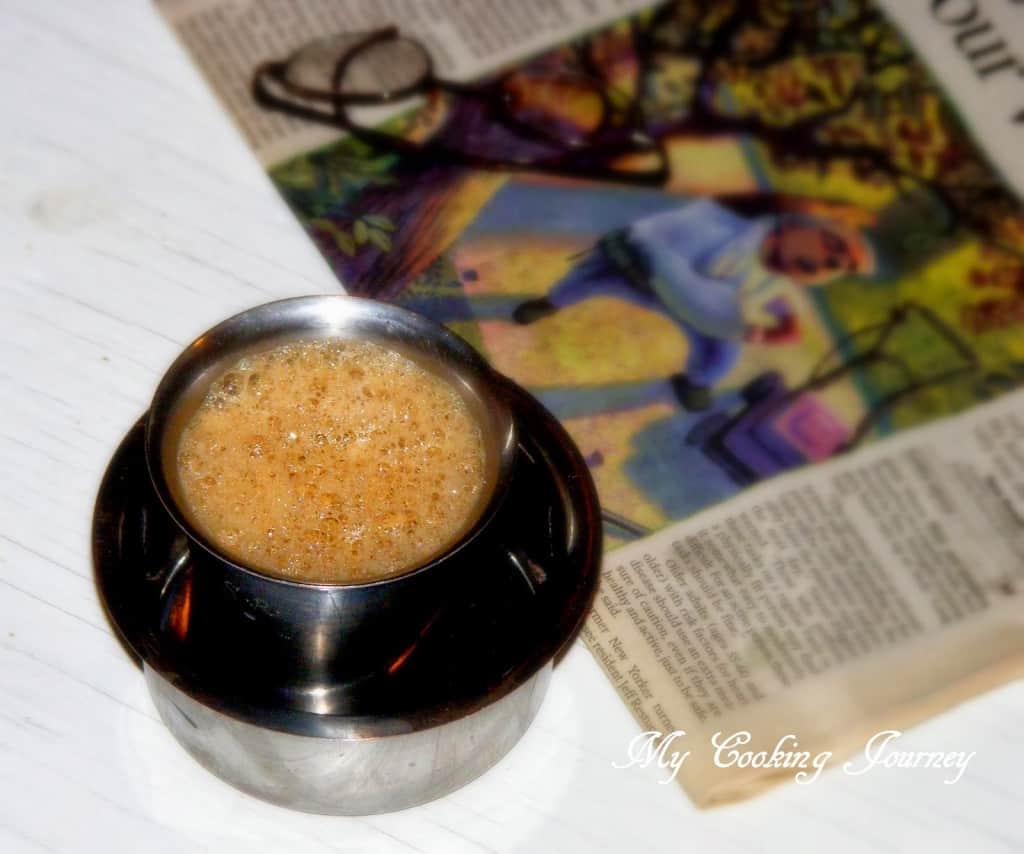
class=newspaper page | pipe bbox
[585,389,1024,803]
[155,0,1024,805]
[158,0,657,165]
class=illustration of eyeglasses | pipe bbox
[252,24,674,185]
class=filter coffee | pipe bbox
[176,338,488,584]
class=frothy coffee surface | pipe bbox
[177,339,487,583]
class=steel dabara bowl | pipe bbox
[93,296,602,814]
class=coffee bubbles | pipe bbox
[176,339,487,584]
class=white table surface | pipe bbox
[0,2,1020,852]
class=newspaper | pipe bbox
[586,390,1024,802]
[156,0,1024,805]
[158,0,656,166]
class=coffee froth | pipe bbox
[176,339,488,583]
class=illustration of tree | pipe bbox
[962,245,1024,334]
[622,0,1024,253]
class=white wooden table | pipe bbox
[0,2,1020,851]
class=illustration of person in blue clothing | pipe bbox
[513,198,876,410]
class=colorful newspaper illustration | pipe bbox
[157,0,1024,804]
